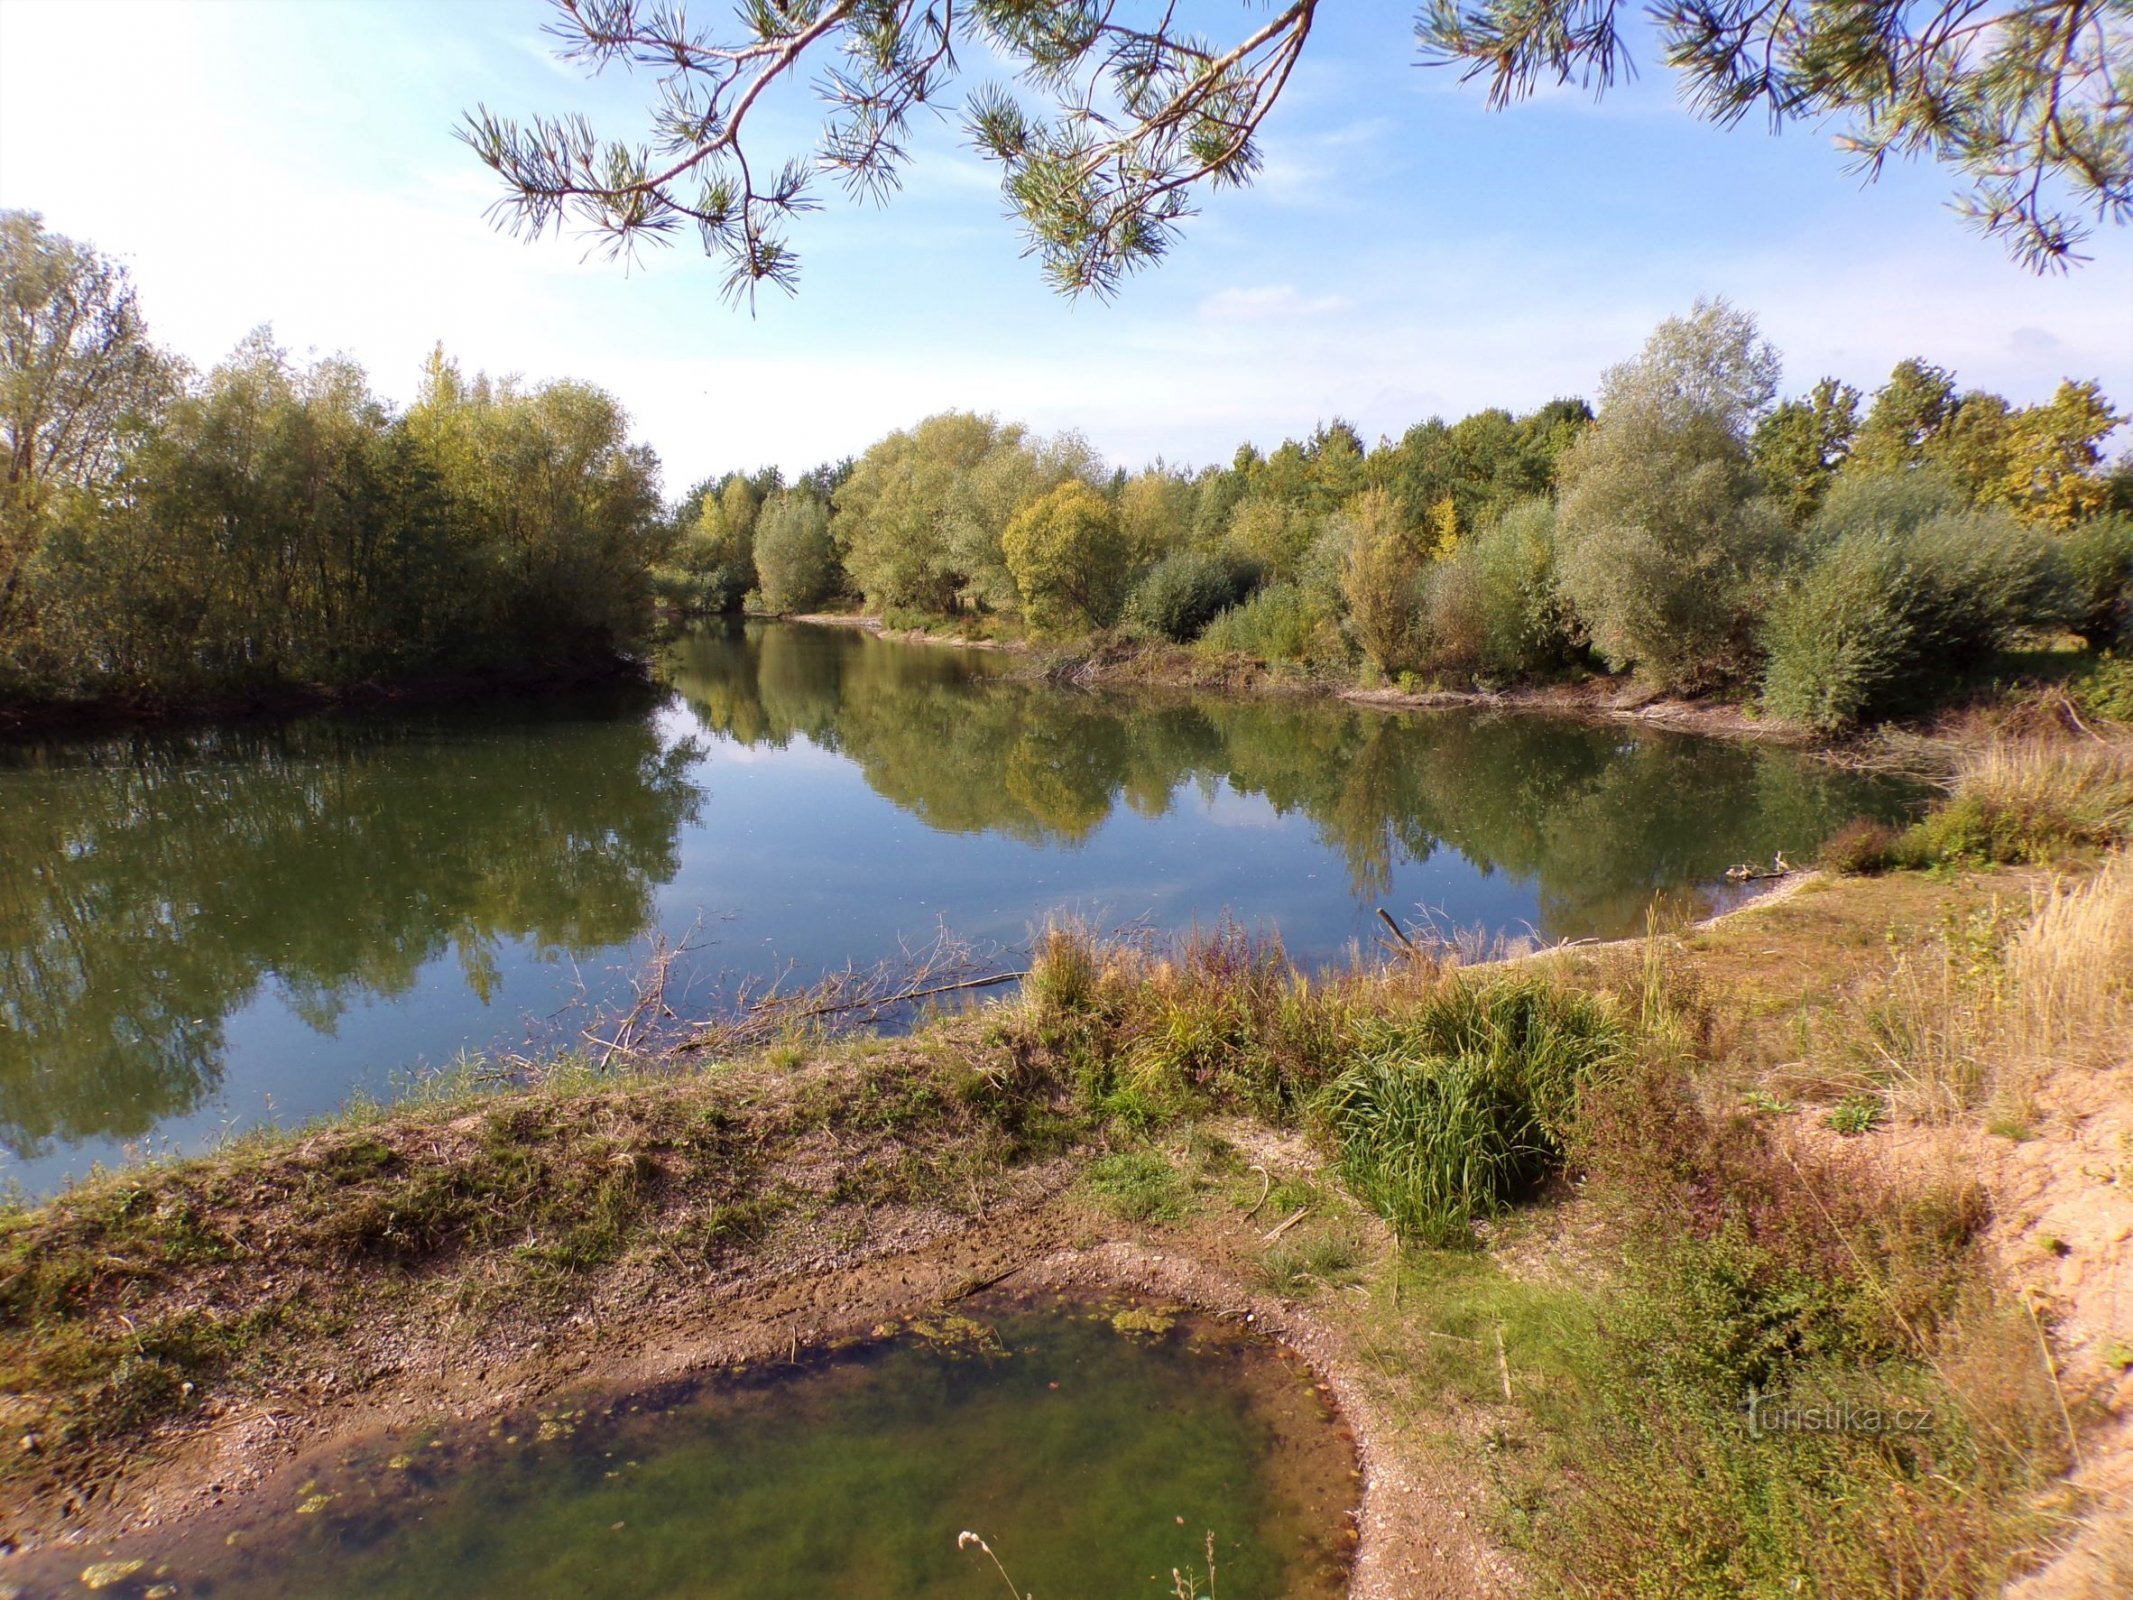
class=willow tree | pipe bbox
[1,211,173,633]
[465,1,2124,300]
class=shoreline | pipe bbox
[0,654,653,743]
[776,612,1841,747]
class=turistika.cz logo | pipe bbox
[1744,1385,1935,1440]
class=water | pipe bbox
[25,1297,1357,1599]
[0,621,1922,1195]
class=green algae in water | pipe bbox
[55,1298,1355,1599]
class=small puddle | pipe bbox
[31,1295,1358,1598]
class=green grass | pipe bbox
[1313,977,1628,1245]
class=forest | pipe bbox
[6,208,2129,733]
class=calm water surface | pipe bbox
[13,1296,1357,1599]
[0,622,1922,1195]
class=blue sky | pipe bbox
[3,0,2128,496]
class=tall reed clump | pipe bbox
[1314,976,1629,1245]
[1902,736,2133,865]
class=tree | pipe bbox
[1338,487,1424,676]
[1,210,172,630]
[1554,299,1789,691]
[469,3,2126,299]
[1991,379,2125,529]
[754,490,838,612]
[834,411,1026,612]
[1001,479,1130,635]
[1752,377,1860,528]
[1419,0,2133,268]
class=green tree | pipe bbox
[1752,377,1860,528]
[1337,487,1424,675]
[1,210,173,634]
[1554,299,1789,691]
[753,489,838,612]
[833,411,1039,614]
[1991,379,2125,529]
[1001,479,1130,636]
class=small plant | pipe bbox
[1828,1095,1884,1136]
[1740,1088,1797,1115]
[1085,1149,1190,1221]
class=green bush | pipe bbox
[2062,514,2133,650]
[2072,654,2133,724]
[1313,976,1626,1246]
[1760,509,2067,731]
[1816,816,1900,874]
[1421,498,1576,680]
[1125,548,1261,642]
[752,492,838,613]
[1194,581,1346,669]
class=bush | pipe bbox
[1124,548,1261,642]
[1421,498,1576,681]
[1760,509,2067,731]
[1898,738,2133,864]
[1313,976,1626,1245]
[1818,816,1900,874]
[1336,487,1425,675]
[1195,581,1346,669]
[2073,654,2133,724]
[2062,514,2133,650]
[752,492,838,613]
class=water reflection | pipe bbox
[665,621,1908,928]
[0,624,1918,1188]
[0,688,701,1161]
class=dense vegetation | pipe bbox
[2,212,664,710]
[7,209,2128,733]
[659,298,2128,734]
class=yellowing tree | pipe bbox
[1001,480,1130,637]
[1989,380,2123,530]
[1340,487,1424,675]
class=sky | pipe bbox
[2,0,2129,498]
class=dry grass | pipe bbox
[1906,736,2133,866]
[1787,852,2133,1127]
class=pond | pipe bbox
[24,1296,1357,1599]
[0,621,1923,1195]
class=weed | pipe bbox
[1828,1095,1884,1135]
[1085,1149,1192,1222]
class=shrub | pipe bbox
[1760,509,2067,731]
[1818,816,1900,874]
[1421,498,1576,680]
[1124,548,1260,642]
[752,492,838,613]
[1195,581,1347,669]
[2073,654,2133,724]
[1898,737,2133,864]
[1313,976,1626,1245]
[2062,514,2133,650]
[1336,488,1425,675]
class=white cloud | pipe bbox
[1197,284,1351,321]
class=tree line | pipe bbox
[7,207,2128,731]
[2,211,663,708]
[667,298,2129,733]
